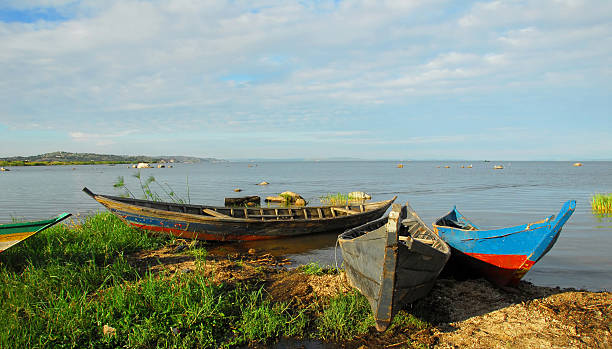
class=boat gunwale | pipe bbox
[89,189,397,224]
[340,202,451,255]
[432,209,556,237]
[0,213,72,231]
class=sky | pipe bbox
[0,0,610,160]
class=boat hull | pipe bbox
[433,200,575,286]
[339,203,450,331]
[84,188,396,241]
[0,213,71,253]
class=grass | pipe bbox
[316,290,375,340]
[298,262,338,276]
[592,193,612,215]
[0,212,403,348]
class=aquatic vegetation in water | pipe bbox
[591,193,612,215]
[320,192,370,206]
[319,193,350,205]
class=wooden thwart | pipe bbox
[399,236,435,245]
[203,208,232,218]
[249,214,296,219]
[332,207,360,215]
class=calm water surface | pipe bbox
[1,161,611,290]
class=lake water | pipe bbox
[1,161,611,291]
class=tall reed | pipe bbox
[113,173,189,203]
[591,193,612,214]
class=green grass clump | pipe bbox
[592,193,612,215]
[231,289,309,344]
[298,262,339,276]
[389,311,431,331]
[316,290,375,340]
[299,262,325,276]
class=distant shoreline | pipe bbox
[0,160,139,166]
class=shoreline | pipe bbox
[0,160,138,166]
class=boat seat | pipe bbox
[399,236,435,245]
[248,214,296,218]
[332,207,360,215]
[202,208,232,218]
[414,238,435,245]
[401,218,417,226]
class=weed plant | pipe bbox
[592,193,612,215]
[114,173,188,204]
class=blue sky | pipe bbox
[0,0,610,160]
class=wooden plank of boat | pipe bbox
[332,207,360,215]
[202,208,232,218]
[338,202,450,331]
[82,187,397,242]
[432,200,576,286]
[0,213,72,253]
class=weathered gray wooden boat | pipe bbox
[83,187,396,241]
[338,203,450,331]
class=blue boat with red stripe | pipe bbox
[432,200,576,286]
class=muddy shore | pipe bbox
[129,243,612,348]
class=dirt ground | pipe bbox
[127,243,612,348]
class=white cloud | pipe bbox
[0,0,610,159]
[69,130,135,146]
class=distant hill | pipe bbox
[0,151,223,165]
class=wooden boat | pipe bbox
[83,187,396,241]
[338,203,450,331]
[0,213,72,253]
[432,200,576,287]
